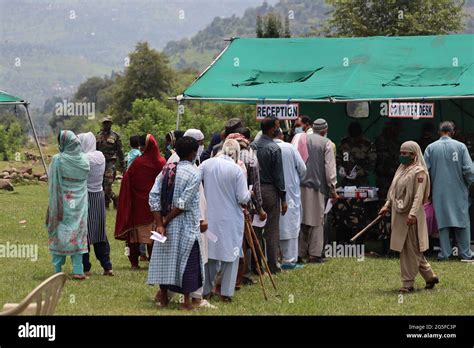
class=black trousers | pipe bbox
[83,241,112,272]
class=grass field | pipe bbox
[1,185,474,315]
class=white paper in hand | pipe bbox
[150,231,167,243]
[207,230,218,243]
[324,199,333,214]
[252,215,267,228]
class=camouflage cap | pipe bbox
[101,115,113,123]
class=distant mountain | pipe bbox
[0,0,277,106]
[163,0,330,70]
[164,0,474,71]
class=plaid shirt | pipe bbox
[240,148,263,213]
[147,161,203,287]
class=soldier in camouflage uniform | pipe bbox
[336,121,377,187]
[333,122,377,242]
[375,119,402,200]
[96,116,125,209]
[373,120,402,250]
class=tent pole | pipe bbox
[176,99,181,130]
[24,104,48,177]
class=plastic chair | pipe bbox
[0,272,67,315]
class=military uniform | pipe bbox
[333,136,376,242]
[375,134,401,200]
[336,136,376,187]
[96,118,124,208]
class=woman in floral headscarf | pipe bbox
[46,130,90,280]
[379,141,438,293]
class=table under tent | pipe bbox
[174,34,474,253]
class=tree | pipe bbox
[112,42,176,124]
[74,76,113,105]
[256,14,264,38]
[284,15,291,38]
[323,0,465,37]
[264,12,283,38]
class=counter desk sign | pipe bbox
[256,103,299,121]
[388,101,435,119]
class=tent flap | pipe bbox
[183,35,474,102]
[0,90,23,103]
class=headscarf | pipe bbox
[115,134,166,240]
[46,130,90,235]
[77,132,105,166]
[226,132,250,150]
[387,140,431,213]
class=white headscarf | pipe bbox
[77,132,105,166]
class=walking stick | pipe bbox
[350,215,383,243]
[246,217,278,291]
[244,221,268,300]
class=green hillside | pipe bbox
[0,0,276,106]
[164,0,330,70]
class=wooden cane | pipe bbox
[246,217,278,291]
[244,221,268,300]
[350,215,384,243]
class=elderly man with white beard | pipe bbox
[200,139,251,302]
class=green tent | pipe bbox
[0,90,48,176]
[0,90,23,103]
[183,34,474,102]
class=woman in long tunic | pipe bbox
[77,132,113,276]
[379,141,439,293]
[46,130,90,280]
[147,136,203,310]
[115,134,166,269]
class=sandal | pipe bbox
[72,274,88,280]
[425,276,439,290]
[398,287,415,293]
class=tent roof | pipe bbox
[0,90,23,103]
[182,34,474,103]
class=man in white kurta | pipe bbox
[200,140,251,301]
[274,131,307,269]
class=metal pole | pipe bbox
[168,95,474,104]
[24,104,48,177]
[176,100,181,130]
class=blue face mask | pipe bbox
[295,127,303,134]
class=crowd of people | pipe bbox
[45,114,474,308]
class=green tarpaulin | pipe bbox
[0,90,23,103]
[0,90,48,175]
[183,34,474,102]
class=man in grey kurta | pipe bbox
[299,119,338,263]
[424,121,474,260]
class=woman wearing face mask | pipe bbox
[378,141,438,293]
